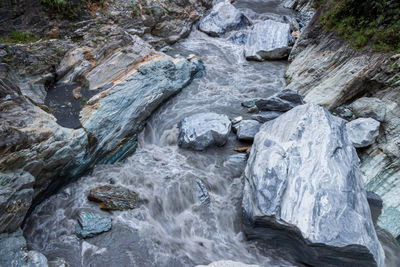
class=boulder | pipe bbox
[346,118,380,148]
[0,229,48,267]
[88,185,138,210]
[199,2,250,37]
[178,113,231,151]
[233,120,261,142]
[351,97,387,122]
[251,111,282,123]
[255,89,304,112]
[244,20,291,61]
[76,211,112,239]
[242,103,384,267]
[0,171,34,233]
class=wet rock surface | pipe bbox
[234,120,261,142]
[75,211,112,238]
[0,171,34,233]
[0,229,48,267]
[346,118,380,148]
[88,185,138,210]
[244,20,291,60]
[251,111,282,122]
[242,103,384,267]
[199,1,250,37]
[178,113,232,151]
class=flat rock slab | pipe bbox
[178,112,231,151]
[234,120,261,142]
[346,118,380,148]
[199,1,250,37]
[242,103,384,267]
[244,20,291,61]
[76,211,112,239]
[88,185,138,210]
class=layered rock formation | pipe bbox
[242,103,384,266]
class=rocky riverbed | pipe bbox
[1,0,400,266]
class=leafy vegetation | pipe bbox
[40,0,87,18]
[320,0,400,52]
[0,31,40,44]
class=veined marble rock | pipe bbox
[244,20,291,61]
[242,103,384,267]
[199,1,250,37]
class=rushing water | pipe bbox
[22,1,400,266]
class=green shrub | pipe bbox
[0,31,40,44]
[320,0,400,52]
[40,0,86,18]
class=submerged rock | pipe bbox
[346,118,380,148]
[0,171,34,233]
[178,113,231,151]
[0,229,48,267]
[244,20,291,61]
[242,103,384,267]
[234,120,261,142]
[199,2,250,37]
[367,191,383,225]
[195,179,210,206]
[255,89,304,112]
[76,211,112,239]
[88,185,138,210]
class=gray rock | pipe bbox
[351,97,387,122]
[199,2,250,37]
[178,113,231,150]
[75,211,112,239]
[244,20,291,61]
[197,260,260,267]
[346,118,380,148]
[195,179,210,206]
[255,89,304,112]
[242,103,384,267]
[88,185,138,210]
[27,251,48,267]
[234,120,261,142]
[0,171,34,233]
[0,229,48,267]
[367,191,383,225]
[251,111,282,123]
[223,154,248,178]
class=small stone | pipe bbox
[234,145,252,153]
[235,120,261,142]
[231,116,243,124]
[76,211,111,239]
[247,106,259,113]
[72,86,82,99]
[255,89,304,112]
[346,118,380,148]
[88,185,138,210]
[241,99,258,108]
